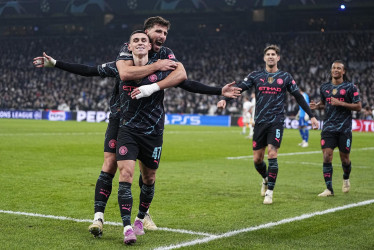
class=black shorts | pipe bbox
[104,118,120,153]
[253,122,284,150]
[116,127,163,169]
[321,131,352,154]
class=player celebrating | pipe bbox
[33,31,241,245]
[218,45,319,205]
[310,60,361,197]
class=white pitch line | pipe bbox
[226,147,374,160]
[154,199,374,250]
[282,160,370,169]
[0,210,213,237]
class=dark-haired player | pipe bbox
[33,30,240,244]
[310,60,361,197]
[218,45,319,205]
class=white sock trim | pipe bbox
[94,212,104,222]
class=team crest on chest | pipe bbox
[332,89,338,95]
[267,77,274,84]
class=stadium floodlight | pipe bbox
[340,4,346,10]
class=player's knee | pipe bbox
[141,172,156,185]
[102,153,117,174]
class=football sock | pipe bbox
[137,182,155,219]
[118,182,133,227]
[304,129,309,142]
[323,163,334,193]
[94,171,114,213]
[255,161,267,179]
[267,158,278,191]
[299,129,304,141]
[342,162,352,180]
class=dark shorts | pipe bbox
[116,127,163,169]
[104,118,120,153]
[321,131,352,154]
[253,122,284,150]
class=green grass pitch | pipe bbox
[1,119,373,249]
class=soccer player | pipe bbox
[217,45,319,205]
[310,60,361,197]
[297,87,310,147]
[116,16,187,99]
[33,34,241,245]
[241,94,255,139]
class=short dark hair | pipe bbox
[129,30,150,42]
[143,16,171,31]
[263,44,280,55]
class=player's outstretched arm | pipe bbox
[116,59,177,81]
[33,52,56,68]
[33,52,101,77]
[221,81,242,98]
[176,80,241,98]
[131,62,187,99]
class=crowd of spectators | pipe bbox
[1,30,373,120]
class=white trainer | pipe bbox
[301,142,309,148]
[261,177,268,197]
[318,189,334,197]
[342,179,350,193]
[263,190,273,205]
[143,213,157,230]
[88,219,103,238]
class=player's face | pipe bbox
[263,49,280,68]
[128,33,151,56]
[331,62,345,80]
[145,24,168,52]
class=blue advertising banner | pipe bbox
[43,110,72,121]
[165,114,231,127]
[0,110,42,120]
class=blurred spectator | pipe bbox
[1,31,373,121]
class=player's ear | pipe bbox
[147,42,152,51]
[127,43,133,52]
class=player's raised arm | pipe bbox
[173,80,240,98]
[130,62,187,99]
[33,52,102,77]
[116,59,177,81]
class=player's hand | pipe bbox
[33,52,56,68]
[217,100,227,109]
[155,59,178,71]
[221,81,241,99]
[309,100,318,110]
[310,117,319,130]
[131,83,160,99]
[330,97,343,106]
